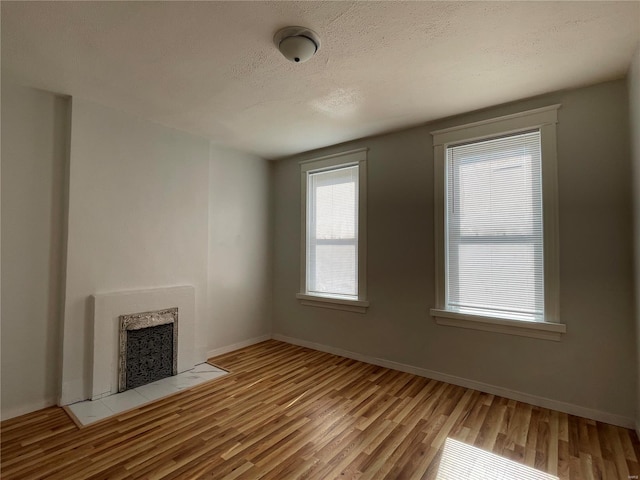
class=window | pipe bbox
[297,149,368,313]
[431,106,565,340]
[447,131,544,321]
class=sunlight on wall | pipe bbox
[437,438,558,480]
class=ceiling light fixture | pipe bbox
[273,26,321,64]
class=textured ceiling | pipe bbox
[2,1,639,159]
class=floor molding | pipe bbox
[206,334,272,360]
[272,333,634,429]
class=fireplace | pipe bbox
[88,286,195,403]
[118,307,178,392]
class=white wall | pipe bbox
[1,80,69,418]
[60,98,210,405]
[629,43,640,433]
[273,79,636,425]
[207,146,272,355]
[2,87,273,415]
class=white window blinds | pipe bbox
[446,130,544,321]
[306,165,359,298]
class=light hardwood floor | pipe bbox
[1,340,638,479]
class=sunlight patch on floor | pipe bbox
[436,437,558,480]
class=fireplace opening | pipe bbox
[119,307,178,393]
[125,323,174,390]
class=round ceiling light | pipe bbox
[273,26,321,63]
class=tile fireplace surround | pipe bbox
[88,286,196,402]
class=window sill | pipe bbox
[296,293,369,313]
[430,308,566,341]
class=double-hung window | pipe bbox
[297,149,368,313]
[431,106,565,340]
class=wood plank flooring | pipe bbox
[2,340,638,479]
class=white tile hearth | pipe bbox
[101,389,147,412]
[67,363,228,426]
[67,398,113,424]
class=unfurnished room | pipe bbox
[2,1,640,479]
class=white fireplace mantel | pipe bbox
[91,286,195,400]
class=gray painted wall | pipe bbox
[629,44,640,432]
[1,80,69,418]
[272,79,636,422]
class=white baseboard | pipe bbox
[1,398,57,421]
[206,334,272,360]
[636,420,640,440]
[272,333,635,429]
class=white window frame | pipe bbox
[297,148,369,313]
[430,105,565,341]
